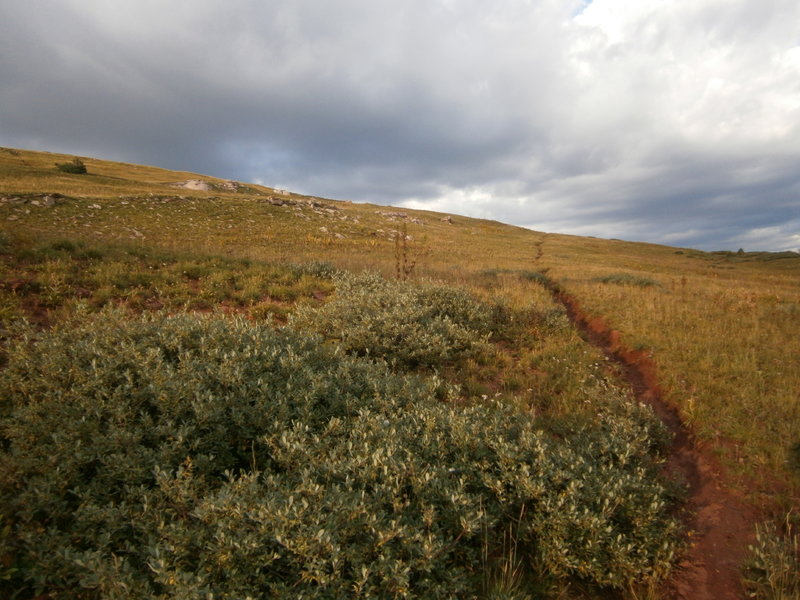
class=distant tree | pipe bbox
[55,157,87,174]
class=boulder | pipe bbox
[220,180,241,191]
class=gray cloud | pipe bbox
[2,0,799,251]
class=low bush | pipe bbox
[49,239,79,253]
[291,272,495,369]
[292,260,340,279]
[519,271,550,286]
[0,310,680,599]
[790,441,800,472]
[591,273,661,288]
[55,157,87,174]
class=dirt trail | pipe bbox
[545,283,756,600]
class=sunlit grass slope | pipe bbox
[541,235,800,509]
[1,146,799,597]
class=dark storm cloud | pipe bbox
[2,0,799,251]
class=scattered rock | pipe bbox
[263,196,290,206]
[374,210,423,225]
[171,179,212,191]
[42,194,63,207]
[376,210,409,219]
[89,203,102,210]
[220,180,241,191]
[387,229,413,241]
[1,193,67,207]
[307,199,332,209]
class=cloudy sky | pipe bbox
[2,1,799,251]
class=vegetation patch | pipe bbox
[591,273,661,287]
[54,157,88,175]
[744,518,800,599]
[0,237,334,325]
[518,270,550,286]
[711,249,800,263]
[0,311,679,598]
[291,272,496,369]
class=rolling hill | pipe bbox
[1,147,798,599]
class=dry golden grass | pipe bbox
[542,237,800,508]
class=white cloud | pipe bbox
[736,224,800,252]
[1,0,798,250]
[570,0,800,144]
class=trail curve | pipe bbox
[542,279,756,600]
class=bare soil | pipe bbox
[550,285,757,600]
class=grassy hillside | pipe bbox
[1,147,799,599]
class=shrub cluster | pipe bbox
[0,311,679,598]
[55,157,87,174]
[591,273,661,288]
[291,272,494,369]
[519,270,550,286]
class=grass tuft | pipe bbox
[744,515,800,599]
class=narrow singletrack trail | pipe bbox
[540,277,756,600]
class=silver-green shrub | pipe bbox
[0,311,678,598]
[291,272,494,369]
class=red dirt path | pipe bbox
[550,287,757,600]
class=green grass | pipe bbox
[0,234,334,328]
[744,514,800,599]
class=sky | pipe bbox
[2,0,799,252]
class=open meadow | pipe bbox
[1,147,798,599]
